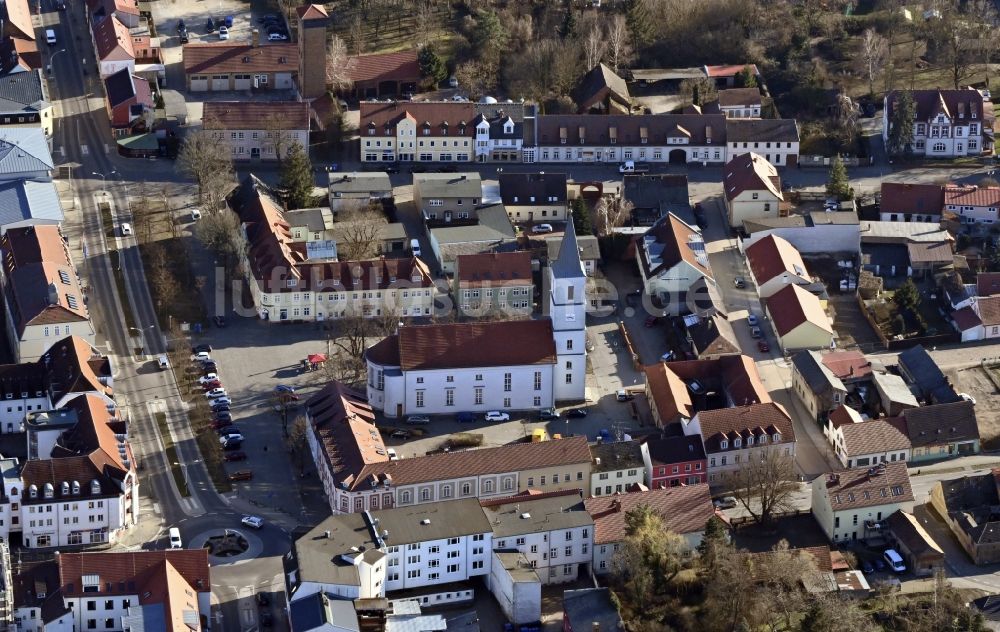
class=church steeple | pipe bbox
[550,216,586,281]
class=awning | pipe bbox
[307,353,327,363]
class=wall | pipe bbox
[399,364,556,416]
[16,322,97,364]
[493,524,593,585]
[591,466,645,496]
[505,203,568,223]
[489,552,542,626]
[727,191,781,228]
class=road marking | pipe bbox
[81,144,88,155]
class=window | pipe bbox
[504,373,512,392]
[534,372,542,390]
[565,546,573,556]
[474,387,483,405]
[416,391,425,407]
[445,390,454,406]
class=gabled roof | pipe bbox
[879,182,945,215]
[57,550,210,598]
[705,64,759,78]
[643,361,694,422]
[717,87,762,107]
[745,234,806,285]
[103,68,142,108]
[535,113,726,147]
[360,101,476,137]
[590,440,644,472]
[897,345,958,404]
[821,350,873,381]
[183,43,299,75]
[644,435,706,466]
[296,3,329,20]
[978,295,1000,327]
[0,128,54,176]
[483,491,592,537]
[886,510,944,558]
[43,335,114,403]
[944,184,1000,208]
[92,15,134,62]
[885,89,994,127]
[839,418,912,456]
[792,350,845,396]
[623,174,691,217]
[766,284,833,337]
[388,320,557,371]
[0,69,49,113]
[953,305,983,331]
[203,101,310,131]
[345,49,419,83]
[498,172,567,206]
[695,402,795,453]
[574,63,630,112]
[687,312,740,358]
[725,118,798,143]
[901,400,979,447]
[455,251,532,287]
[0,179,64,226]
[2,0,35,40]
[413,172,482,198]
[819,462,914,512]
[637,213,711,279]
[584,485,714,544]
[305,381,386,491]
[978,272,1000,297]
[724,152,781,201]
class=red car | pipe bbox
[202,380,222,390]
[211,418,233,429]
[223,451,247,462]
[757,340,770,352]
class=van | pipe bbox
[45,30,56,46]
[156,355,170,370]
[168,528,182,549]
[883,548,906,573]
[410,238,421,257]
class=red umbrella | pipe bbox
[307,353,327,364]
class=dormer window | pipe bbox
[720,440,728,450]
[772,433,781,443]
[759,434,767,444]
[28,484,37,498]
[367,122,376,136]
[747,436,754,446]
[43,483,53,499]
[61,482,69,495]
[384,125,391,136]
[733,438,742,449]
[91,480,101,495]
[423,124,431,136]
[72,480,80,495]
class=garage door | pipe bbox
[211,75,229,91]
[189,78,208,92]
[274,73,293,90]
[234,74,251,90]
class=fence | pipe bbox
[799,155,863,168]
[855,293,960,350]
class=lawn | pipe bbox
[154,412,190,498]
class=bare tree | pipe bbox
[582,23,606,70]
[593,197,631,236]
[605,15,633,73]
[286,415,310,475]
[860,28,888,96]
[334,200,388,260]
[724,449,798,526]
[678,76,718,107]
[412,0,439,43]
[348,14,365,56]
[924,1,978,89]
[176,129,235,212]
[326,35,354,94]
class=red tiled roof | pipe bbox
[766,284,832,337]
[839,418,911,456]
[637,214,712,279]
[643,361,694,423]
[705,64,759,78]
[745,234,806,285]
[944,185,1000,208]
[183,43,298,75]
[953,305,982,331]
[696,402,795,453]
[886,89,994,128]
[347,49,420,84]
[879,182,944,215]
[203,101,310,131]
[820,462,913,511]
[57,550,210,598]
[664,355,772,410]
[584,485,715,544]
[724,152,781,201]
[44,336,114,402]
[820,350,872,381]
[92,15,134,62]
[394,320,556,371]
[305,381,387,490]
[828,405,862,429]
[978,272,1000,297]
[717,88,762,107]
[297,3,329,19]
[360,101,476,137]
[978,296,1000,327]
[455,251,532,288]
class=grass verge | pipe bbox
[188,400,233,494]
[108,252,138,333]
[154,412,190,497]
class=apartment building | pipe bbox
[413,173,483,225]
[589,440,645,497]
[360,101,475,163]
[0,226,95,363]
[453,251,533,316]
[203,101,310,161]
[635,213,713,315]
[641,435,707,488]
[498,172,568,224]
[483,490,593,584]
[0,70,52,138]
[943,184,1000,224]
[811,463,915,542]
[883,89,994,157]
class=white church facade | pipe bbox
[366,221,588,417]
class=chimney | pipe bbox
[610,498,621,513]
[324,530,331,539]
[251,28,260,48]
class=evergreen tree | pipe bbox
[735,65,757,88]
[623,0,653,53]
[697,516,729,572]
[279,142,314,210]
[893,278,921,313]
[571,198,593,235]
[418,46,448,84]
[559,6,577,40]
[826,155,852,201]
[887,90,916,157]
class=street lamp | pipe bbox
[46,48,66,75]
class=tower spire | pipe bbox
[551,217,586,279]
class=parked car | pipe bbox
[538,408,559,420]
[213,315,227,328]
[484,411,510,422]
[268,32,288,41]
[220,433,245,443]
[223,15,234,27]
[241,515,264,529]
[406,415,431,425]
[198,373,219,385]
[212,418,233,429]
[713,496,737,509]
[531,223,554,234]
[222,438,242,451]
[218,26,229,39]
[757,340,770,352]
[179,31,189,43]
[959,392,977,405]
[120,222,133,236]
[747,314,758,327]
[192,344,212,354]
[733,277,746,289]
[274,384,296,393]
[257,14,278,23]
[201,362,218,373]
[456,411,475,423]
[216,426,241,436]
[615,389,634,402]
[205,388,228,399]
[224,451,247,462]
[177,19,186,32]
[387,448,399,461]
[210,398,232,408]
[750,326,762,339]
[201,380,222,390]
[389,428,411,439]
[205,16,216,32]
[193,351,212,362]
[861,559,875,574]
[229,470,252,482]
[566,408,589,418]
[873,558,887,572]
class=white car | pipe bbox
[241,515,264,529]
[205,388,228,399]
[218,26,229,39]
[198,373,219,385]
[267,31,288,41]
[387,448,399,461]
[220,432,244,443]
[959,392,977,405]
[120,222,133,236]
[531,223,554,234]
[484,411,510,422]
[193,351,212,362]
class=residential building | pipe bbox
[902,400,980,462]
[427,205,518,275]
[724,152,783,228]
[811,462,914,543]
[791,350,847,422]
[0,128,53,181]
[453,251,533,316]
[879,182,944,223]
[0,179,63,234]
[0,34,40,75]
[944,184,1000,224]
[345,49,420,99]
[685,312,740,360]
[716,87,762,118]
[483,490,593,584]
[183,42,298,92]
[635,213,713,315]
[724,119,799,166]
[883,89,994,157]
[871,370,920,418]
[744,234,811,298]
[85,0,141,28]
[0,540,8,626]
[296,4,329,99]
[91,15,135,78]
[585,485,715,574]
[498,172,568,224]
[825,406,911,468]
[102,68,151,136]
[764,284,834,353]
[897,345,960,404]
[573,63,631,114]
[589,441,644,496]
[0,225,95,363]
[284,498,493,601]
[360,101,475,164]
[680,402,795,484]
[544,233,600,277]
[622,174,692,226]
[13,550,210,632]
[885,510,945,576]
[413,173,483,226]
[305,381,592,514]
[563,588,624,632]
[0,70,52,138]
[230,175,438,321]
[641,435,707,488]
[328,172,393,216]
[473,103,531,163]
[202,101,310,161]
[930,470,1000,564]
[1,0,34,41]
